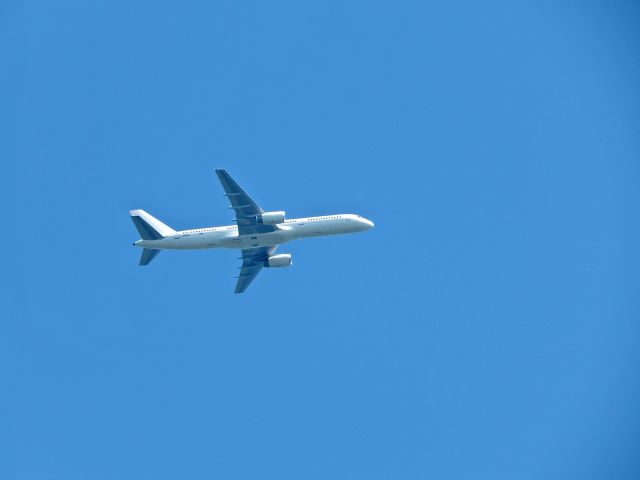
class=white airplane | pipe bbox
[130,169,374,293]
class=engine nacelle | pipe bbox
[258,211,285,225]
[266,254,292,268]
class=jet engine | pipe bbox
[258,211,285,225]
[266,254,292,268]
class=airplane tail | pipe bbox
[140,248,161,266]
[129,209,176,240]
[130,210,176,266]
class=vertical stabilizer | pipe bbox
[129,209,176,240]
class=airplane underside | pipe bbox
[130,169,373,293]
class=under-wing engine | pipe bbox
[258,211,285,225]
[266,254,292,268]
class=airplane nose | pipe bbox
[363,218,374,229]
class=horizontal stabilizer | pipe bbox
[140,248,160,266]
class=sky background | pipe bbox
[3,1,640,479]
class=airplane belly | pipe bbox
[221,230,292,249]
[162,237,204,249]
[155,232,226,250]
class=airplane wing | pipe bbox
[235,246,277,294]
[215,169,278,235]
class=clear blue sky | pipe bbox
[4,1,640,479]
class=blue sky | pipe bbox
[4,1,640,479]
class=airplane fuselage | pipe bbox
[131,169,375,292]
[135,214,373,251]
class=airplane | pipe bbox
[130,169,374,293]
